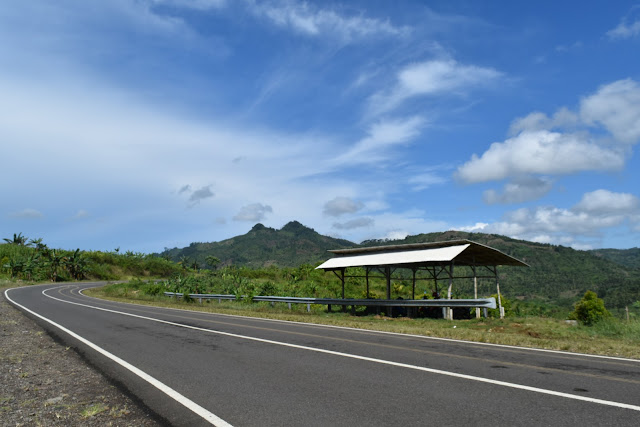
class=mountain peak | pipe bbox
[281,220,312,234]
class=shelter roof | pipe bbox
[316,239,528,270]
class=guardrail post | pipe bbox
[327,304,332,312]
[287,302,292,310]
[307,303,311,312]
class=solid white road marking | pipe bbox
[4,287,233,427]
[38,285,640,412]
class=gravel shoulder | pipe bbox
[1,286,165,426]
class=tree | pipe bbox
[570,290,611,325]
[205,255,220,270]
[45,249,66,282]
[66,249,87,280]
[3,232,28,245]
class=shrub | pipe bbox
[570,290,611,326]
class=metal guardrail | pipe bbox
[163,292,496,309]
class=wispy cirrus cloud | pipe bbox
[367,59,502,117]
[334,116,425,165]
[8,208,44,219]
[606,6,640,40]
[245,0,409,42]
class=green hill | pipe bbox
[589,248,640,270]
[160,221,355,268]
[162,225,640,309]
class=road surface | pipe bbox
[6,283,640,426]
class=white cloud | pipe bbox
[8,208,44,219]
[335,116,425,164]
[153,0,227,10]
[606,7,640,39]
[369,59,502,116]
[573,189,639,215]
[580,79,640,144]
[483,176,553,205]
[459,79,640,186]
[456,130,624,183]
[458,190,640,248]
[332,217,374,230]
[246,0,408,41]
[233,203,273,222]
[323,197,364,217]
[408,172,447,191]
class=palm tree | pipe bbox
[3,232,28,245]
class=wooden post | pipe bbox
[447,262,454,321]
[385,266,391,299]
[626,306,630,322]
[341,268,346,313]
[496,269,504,319]
[474,267,480,319]
[366,268,370,299]
[412,268,416,300]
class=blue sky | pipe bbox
[2,1,640,253]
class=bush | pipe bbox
[570,290,611,326]
[487,293,513,318]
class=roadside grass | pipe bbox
[81,403,109,418]
[85,286,640,360]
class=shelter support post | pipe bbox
[446,262,454,320]
[495,267,504,319]
[366,268,370,299]
[472,263,480,319]
[412,268,416,300]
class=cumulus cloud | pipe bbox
[457,79,640,186]
[483,177,553,205]
[573,189,639,215]
[323,197,364,217]
[178,184,191,194]
[580,79,640,144]
[606,7,640,39]
[246,0,408,41]
[458,190,640,248]
[369,59,502,116]
[335,116,425,164]
[8,208,44,219]
[233,203,273,222]
[456,130,624,183]
[332,217,374,230]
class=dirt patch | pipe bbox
[1,288,164,426]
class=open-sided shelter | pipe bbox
[316,239,529,319]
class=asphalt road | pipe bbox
[6,282,640,426]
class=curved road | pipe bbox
[6,283,640,426]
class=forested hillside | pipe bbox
[160,221,354,268]
[162,225,640,309]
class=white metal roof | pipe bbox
[316,244,470,270]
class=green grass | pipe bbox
[85,285,640,360]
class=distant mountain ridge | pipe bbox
[161,221,355,268]
[161,222,640,308]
